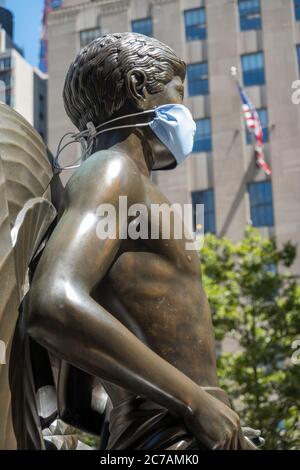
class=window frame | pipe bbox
[295,0,300,21]
[296,44,300,73]
[241,51,265,87]
[193,118,212,153]
[131,17,153,37]
[0,57,11,71]
[50,0,63,9]
[192,189,216,234]
[248,181,274,227]
[187,62,209,96]
[184,7,207,41]
[238,0,262,31]
[80,27,102,48]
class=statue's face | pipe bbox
[142,75,185,170]
[144,75,185,109]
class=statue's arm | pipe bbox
[27,155,245,449]
[27,156,197,415]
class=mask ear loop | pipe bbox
[54,109,157,171]
[53,131,94,171]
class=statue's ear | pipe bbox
[126,69,148,108]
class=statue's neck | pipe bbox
[93,130,152,178]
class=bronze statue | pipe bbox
[0,33,258,450]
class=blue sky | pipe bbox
[5,0,44,67]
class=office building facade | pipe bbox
[48,0,300,271]
[0,7,48,141]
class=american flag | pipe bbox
[39,1,63,73]
[237,84,272,176]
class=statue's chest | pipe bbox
[108,190,200,293]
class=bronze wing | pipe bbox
[0,102,60,449]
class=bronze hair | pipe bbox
[63,32,186,131]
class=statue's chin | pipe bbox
[151,145,176,171]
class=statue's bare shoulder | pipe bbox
[65,150,145,210]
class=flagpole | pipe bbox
[230,66,253,226]
[230,66,258,157]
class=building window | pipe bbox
[80,28,102,48]
[297,45,300,73]
[132,17,153,37]
[0,57,11,71]
[184,8,206,41]
[248,181,274,227]
[0,71,11,87]
[5,89,11,106]
[238,0,262,31]
[295,0,300,21]
[187,62,209,96]
[241,52,265,86]
[0,80,5,103]
[246,108,269,144]
[192,190,216,234]
[50,0,62,8]
[193,118,212,153]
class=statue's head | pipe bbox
[63,32,186,132]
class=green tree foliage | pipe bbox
[200,227,300,450]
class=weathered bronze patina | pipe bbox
[23,33,254,449]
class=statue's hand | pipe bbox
[183,389,253,450]
[242,426,264,448]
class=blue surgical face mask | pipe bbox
[54,104,196,171]
[149,104,197,168]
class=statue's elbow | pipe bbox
[26,280,70,343]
